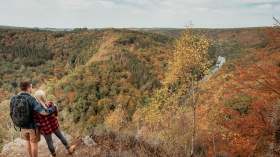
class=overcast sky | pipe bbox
[0,0,280,28]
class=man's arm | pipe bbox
[29,97,57,115]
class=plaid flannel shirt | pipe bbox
[33,102,59,135]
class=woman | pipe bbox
[34,90,75,157]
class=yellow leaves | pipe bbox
[85,68,92,75]
[164,27,212,86]
[103,106,126,132]
[139,26,217,155]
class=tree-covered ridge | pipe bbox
[147,27,273,61]
[53,29,176,133]
[0,29,101,93]
[0,28,177,141]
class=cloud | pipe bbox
[125,0,151,5]
[0,0,279,28]
[98,0,115,8]
[212,9,233,15]
[54,0,93,10]
[274,5,280,12]
[236,0,279,3]
[10,0,40,8]
[245,3,274,14]
[255,3,273,9]
[192,7,209,13]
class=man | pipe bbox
[10,81,57,157]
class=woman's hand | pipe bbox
[36,123,41,126]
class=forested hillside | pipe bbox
[142,27,279,156]
[0,26,279,156]
[0,28,176,146]
[146,27,272,60]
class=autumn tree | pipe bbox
[237,17,280,156]
[210,17,280,156]
[271,16,280,157]
[163,25,212,156]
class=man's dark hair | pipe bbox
[19,81,31,91]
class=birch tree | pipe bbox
[163,26,212,157]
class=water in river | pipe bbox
[211,56,226,74]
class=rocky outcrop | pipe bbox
[1,131,72,153]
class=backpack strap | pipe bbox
[10,95,19,111]
[24,96,32,121]
[24,96,37,135]
[11,95,19,131]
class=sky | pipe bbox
[0,0,280,28]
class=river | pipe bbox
[211,56,226,74]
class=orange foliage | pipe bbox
[199,25,280,156]
[66,91,78,105]
[2,74,12,79]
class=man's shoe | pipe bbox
[68,145,76,154]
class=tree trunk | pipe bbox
[212,131,216,154]
[274,103,280,157]
[190,76,195,157]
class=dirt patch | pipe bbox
[86,34,119,64]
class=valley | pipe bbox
[0,26,279,156]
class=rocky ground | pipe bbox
[0,132,100,157]
[0,131,168,157]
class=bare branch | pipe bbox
[273,16,280,26]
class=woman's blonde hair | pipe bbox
[34,90,48,108]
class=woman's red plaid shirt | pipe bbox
[33,102,59,135]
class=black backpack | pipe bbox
[10,95,32,128]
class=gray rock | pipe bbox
[82,135,97,147]
[1,143,12,153]
[1,131,73,153]
[13,138,25,147]
[1,138,25,153]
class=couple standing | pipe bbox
[9,81,75,157]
